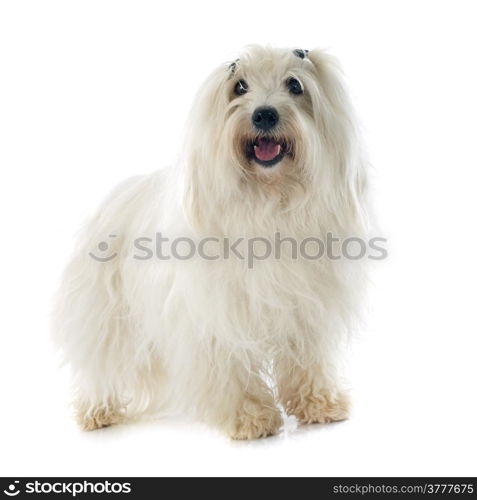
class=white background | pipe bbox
[1,0,476,477]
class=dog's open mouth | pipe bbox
[245,137,291,167]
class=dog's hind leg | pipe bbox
[52,175,162,430]
[53,247,133,430]
[71,347,164,431]
[52,217,135,429]
[74,390,126,431]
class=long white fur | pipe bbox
[52,46,370,439]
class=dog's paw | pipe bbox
[75,402,125,431]
[228,399,283,440]
[286,391,350,424]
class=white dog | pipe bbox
[52,46,370,439]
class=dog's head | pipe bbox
[184,46,366,228]
[226,48,311,176]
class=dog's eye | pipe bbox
[287,77,304,95]
[234,79,248,96]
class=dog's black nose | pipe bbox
[252,106,279,131]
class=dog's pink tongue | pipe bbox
[254,138,281,162]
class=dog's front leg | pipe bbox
[194,356,282,440]
[275,356,350,425]
[226,389,283,440]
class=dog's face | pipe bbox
[185,46,363,220]
[226,48,313,178]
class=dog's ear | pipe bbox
[306,49,369,227]
[182,65,234,229]
[306,50,347,102]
